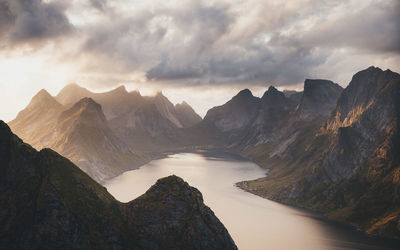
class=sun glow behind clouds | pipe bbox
[0,48,77,122]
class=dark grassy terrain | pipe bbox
[0,121,237,250]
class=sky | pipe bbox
[0,0,399,121]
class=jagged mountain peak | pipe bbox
[56,83,92,106]
[293,79,343,121]
[30,89,55,103]
[108,85,128,95]
[59,97,106,125]
[34,88,51,98]
[303,79,341,94]
[234,88,253,99]
[302,79,342,98]
[24,89,62,111]
[262,86,286,101]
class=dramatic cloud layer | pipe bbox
[0,0,399,120]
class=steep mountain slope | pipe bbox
[147,92,184,128]
[174,101,202,127]
[293,79,343,121]
[244,79,342,162]
[240,86,296,148]
[9,95,144,182]
[0,121,237,249]
[46,98,144,182]
[109,103,182,152]
[201,81,342,153]
[8,89,65,147]
[202,89,260,142]
[239,67,400,239]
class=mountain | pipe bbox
[8,89,65,147]
[9,95,144,182]
[174,101,202,127]
[46,97,144,182]
[55,84,202,152]
[238,67,400,239]
[0,120,237,249]
[109,102,182,152]
[293,79,343,121]
[56,84,147,120]
[203,89,260,140]
[56,84,201,128]
[147,92,184,128]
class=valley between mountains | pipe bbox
[7,66,400,240]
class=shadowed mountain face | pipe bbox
[9,95,144,183]
[174,101,202,127]
[238,67,400,239]
[201,81,342,151]
[0,121,237,249]
[293,79,343,121]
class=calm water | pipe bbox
[103,151,399,250]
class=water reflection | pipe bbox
[103,151,399,250]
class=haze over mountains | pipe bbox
[7,66,400,240]
[9,84,202,182]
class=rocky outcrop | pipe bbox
[0,120,237,249]
[126,176,237,249]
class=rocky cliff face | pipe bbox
[239,67,400,239]
[204,89,260,134]
[293,79,342,121]
[0,120,237,249]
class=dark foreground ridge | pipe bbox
[0,121,237,250]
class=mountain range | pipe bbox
[9,85,202,182]
[0,121,237,249]
[7,66,400,239]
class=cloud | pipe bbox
[0,0,73,48]
[1,0,399,89]
[270,0,400,54]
